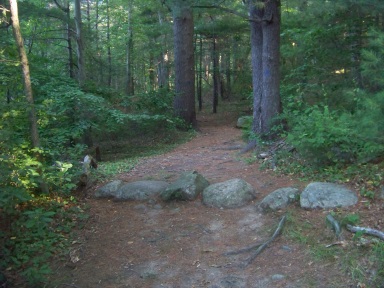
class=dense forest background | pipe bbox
[1,0,384,286]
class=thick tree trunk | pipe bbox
[172,1,196,126]
[250,0,281,137]
[250,3,264,135]
[9,0,48,193]
[261,0,281,135]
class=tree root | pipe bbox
[224,214,287,268]
[326,214,343,240]
[347,224,384,241]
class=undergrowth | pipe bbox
[285,210,384,287]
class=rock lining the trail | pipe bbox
[202,178,257,208]
[300,182,358,209]
[259,187,300,212]
[95,180,169,201]
[95,175,358,211]
[160,171,210,201]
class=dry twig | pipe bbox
[224,215,287,268]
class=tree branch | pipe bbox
[347,224,384,241]
[192,5,263,23]
[224,215,287,268]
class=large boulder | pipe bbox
[95,180,124,198]
[300,182,358,209]
[202,178,257,208]
[116,180,169,201]
[259,187,300,212]
[161,171,210,201]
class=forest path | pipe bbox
[54,107,352,288]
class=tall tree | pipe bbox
[249,0,281,137]
[74,0,85,86]
[125,0,134,95]
[171,0,196,126]
[9,0,48,193]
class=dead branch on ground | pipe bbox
[347,224,384,241]
[224,214,287,268]
[326,214,343,240]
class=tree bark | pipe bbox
[74,0,85,87]
[250,2,263,135]
[212,36,218,113]
[172,0,196,127]
[9,0,48,193]
[250,0,281,137]
[106,0,112,87]
[125,0,134,95]
[261,0,281,136]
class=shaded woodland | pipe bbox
[1,0,384,285]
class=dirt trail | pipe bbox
[53,109,353,288]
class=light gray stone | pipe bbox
[202,178,257,208]
[161,171,210,201]
[236,116,252,129]
[259,187,299,212]
[300,182,358,209]
[94,180,124,198]
[379,186,384,199]
[116,180,169,201]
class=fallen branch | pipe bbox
[224,215,287,268]
[326,214,342,240]
[346,224,384,241]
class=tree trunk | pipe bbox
[197,33,203,111]
[125,0,134,95]
[261,0,281,136]
[250,0,281,137]
[106,0,112,87]
[250,2,264,135]
[212,36,218,113]
[9,0,48,193]
[172,0,196,126]
[74,0,85,87]
[66,2,75,79]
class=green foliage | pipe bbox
[1,198,86,286]
[285,105,364,166]
[132,88,174,115]
[341,213,360,227]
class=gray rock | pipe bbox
[161,171,210,201]
[116,180,169,201]
[300,182,358,209]
[202,178,257,208]
[236,116,252,129]
[94,180,124,198]
[259,187,299,212]
[379,186,384,199]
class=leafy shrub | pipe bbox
[286,106,360,166]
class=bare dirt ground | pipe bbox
[52,108,383,288]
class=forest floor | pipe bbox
[51,105,383,288]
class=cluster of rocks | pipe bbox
[95,171,359,211]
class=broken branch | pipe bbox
[224,214,286,268]
[326,214,342,240]
[346,224,384,241]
